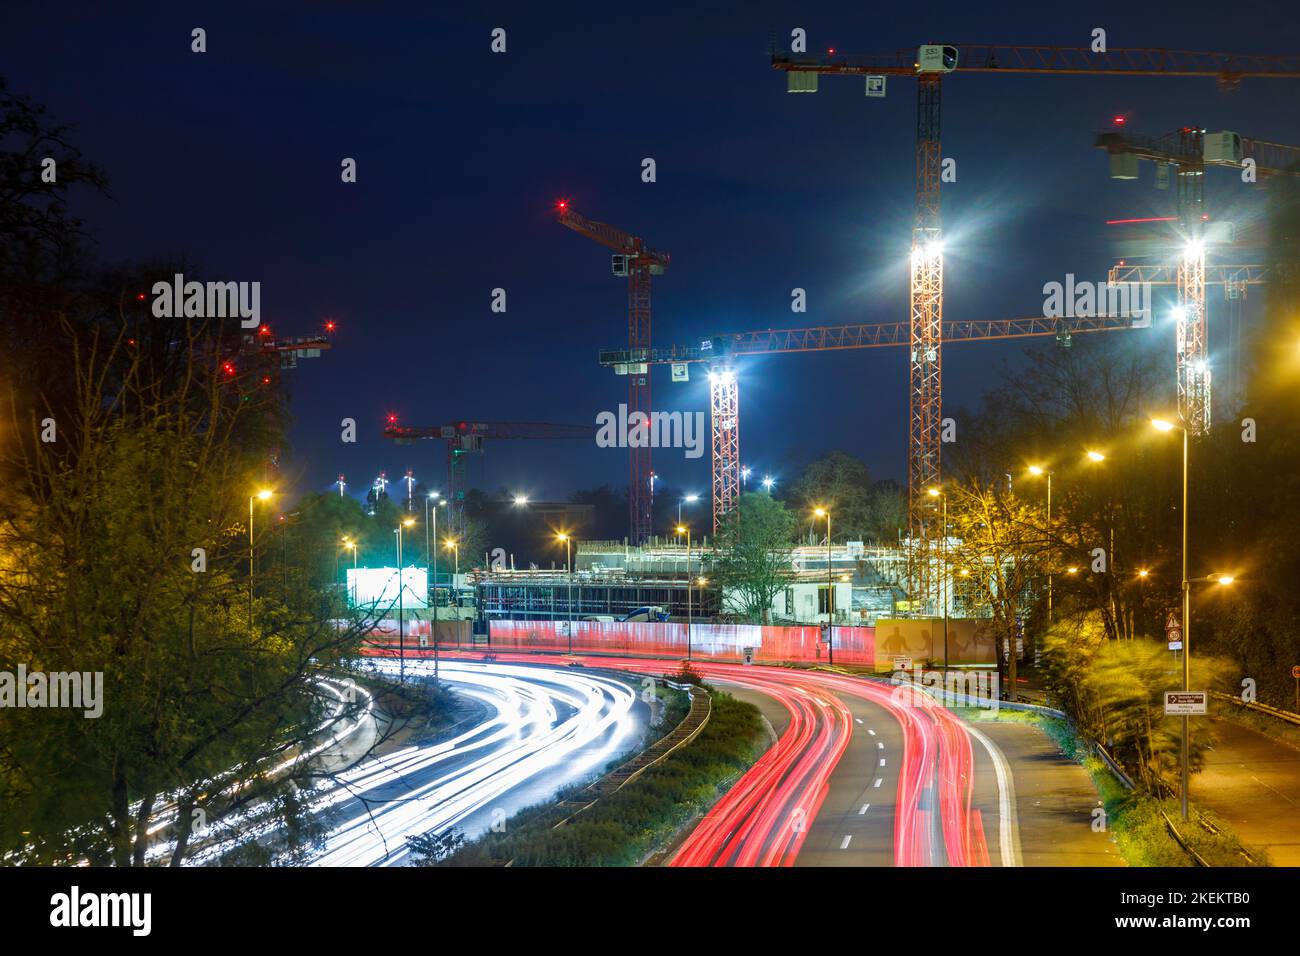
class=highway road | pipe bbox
[426,652,1111,867]
[1197,716,1300,865]
[176,659,648,866]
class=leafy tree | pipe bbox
[787,451,875,541]
[940,477,1050,693]
[706,493,798,624]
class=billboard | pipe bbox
[346,566,427,609]
[872,618,997,673]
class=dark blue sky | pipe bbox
[5,1,1296,509]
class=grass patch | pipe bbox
[412,688,766,867]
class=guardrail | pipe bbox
[1209,690,1300,727]
[544,682,712,830]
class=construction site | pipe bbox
[375,40,1300,628]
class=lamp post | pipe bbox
[1151,417,1193,819]
[677,525,692,660]
[444,538,459,631]
[678,494,699,531]
[248,489,273,624]
[342,539,357,605]
[557,533,573,655]
[1027,466,1054,625]
[426,494,445,678]
[928,487,948,680]
[395,517,414,683]
[814,507,833,665]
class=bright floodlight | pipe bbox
[762,475,775,490]
[513,495,529,506]
[1086,450,1105,462]
[1151,418,1176,432]
[1170,306,1187,323]
[1184,239,1205,258]
[1137,569,1150,578]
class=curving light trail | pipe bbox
[173,659,642,866]
[420,651,998,868]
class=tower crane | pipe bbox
[770,40,1300,586]
[1096,126,1300,426]
[556,201,669,545]
[601,309,1146,535]
[383,418,596,531]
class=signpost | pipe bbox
[1165,611,1183,652]
[1164,691,1207,716]
[1292,664,1300,713]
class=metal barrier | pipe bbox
[1210,690,1300,727]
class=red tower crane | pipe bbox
[770,41,1300,578]
[556,201,669,545]
[383,418,596,531]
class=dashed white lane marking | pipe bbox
[873,778,883,788]
[868,729,877,736]
[879,758,886,767]
[855,718,863,724]
[858,803,870,815]
[840,835,853,850]
[877,741,885,750]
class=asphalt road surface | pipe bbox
[1197,716,1300,865]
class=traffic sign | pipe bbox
[893,656,913,671]
[1292,665,1300,679]
[1164,691,1207,715]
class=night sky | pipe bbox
[5,1,1297,508]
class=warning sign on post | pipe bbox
[1164,691,1207,715]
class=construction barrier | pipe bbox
[480,619,875,666]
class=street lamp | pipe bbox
[741,467,752,490]
[678,494,700,530]
[513,495,529,506]
[677,525,692,660]
[928,487,949,679]
[814,507,833,665]
[395,517,415,683]
[248,489,273,623]
[761,475,775,492]
[425,494,446,676]
[1151,415,1196,820]
[341,537,358,604]
[1028,465,1054,624]
[556,532,573,655]
[1086,450,1106,463]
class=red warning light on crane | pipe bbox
[1113,116,1125,125]
[324,320,336,333]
